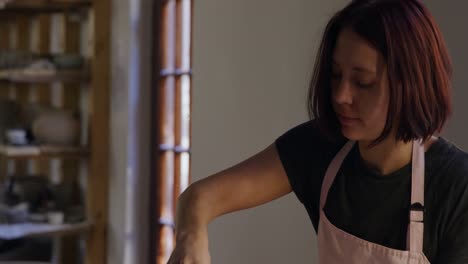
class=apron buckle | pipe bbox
[410,202,425,223]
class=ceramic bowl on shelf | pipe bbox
[47,211,64,225]
[0,203,29,224]
[0,50,38,69]
[51,54,84,70]
[5,128,29,145]
[32,110,80,146]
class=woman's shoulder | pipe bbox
[427,138,468,252]
[275,119,345,155]
[426,137,468,197]
[442,139,468,184]
[274,119,346,183]
[429,137,468,176]
[274,119,345,205]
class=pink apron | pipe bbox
[317,140,430,263]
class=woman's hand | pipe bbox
[167,230,211,264]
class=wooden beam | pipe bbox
[152,0,194,262]
[85,0,111,262]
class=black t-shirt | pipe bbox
[275,119,468,264]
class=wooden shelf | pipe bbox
[0,145,88,159]
[0,221,92,239]
[0,0,111,261]
[0,0,91,13]
[0,69,89,83]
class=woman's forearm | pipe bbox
[175,182,212,240]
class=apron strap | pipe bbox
[407,139,425,253]
[319,140,355,210]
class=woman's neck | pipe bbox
[357,136,438,176]
[358,138,412,176]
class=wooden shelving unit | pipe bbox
[0,0,91,13]
[0,221,92,240]
[0,0,110,263]
[0,69,89,83]
[0,145,88,159]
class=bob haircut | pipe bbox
[308,0,453,146]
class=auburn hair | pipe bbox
[308,0,452,145]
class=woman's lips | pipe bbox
[337,114,360,126]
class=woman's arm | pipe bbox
[175,142,291,237]
[168,143,291,263]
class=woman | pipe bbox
[168,0,468,263]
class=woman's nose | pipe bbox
[332,80,353,105]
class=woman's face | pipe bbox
[331,28,390,142]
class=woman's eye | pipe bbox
[356,82,374,89]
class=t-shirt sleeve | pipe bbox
[435,156,468,264]
[274,119,341,205]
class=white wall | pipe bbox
[192,1,347,263]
